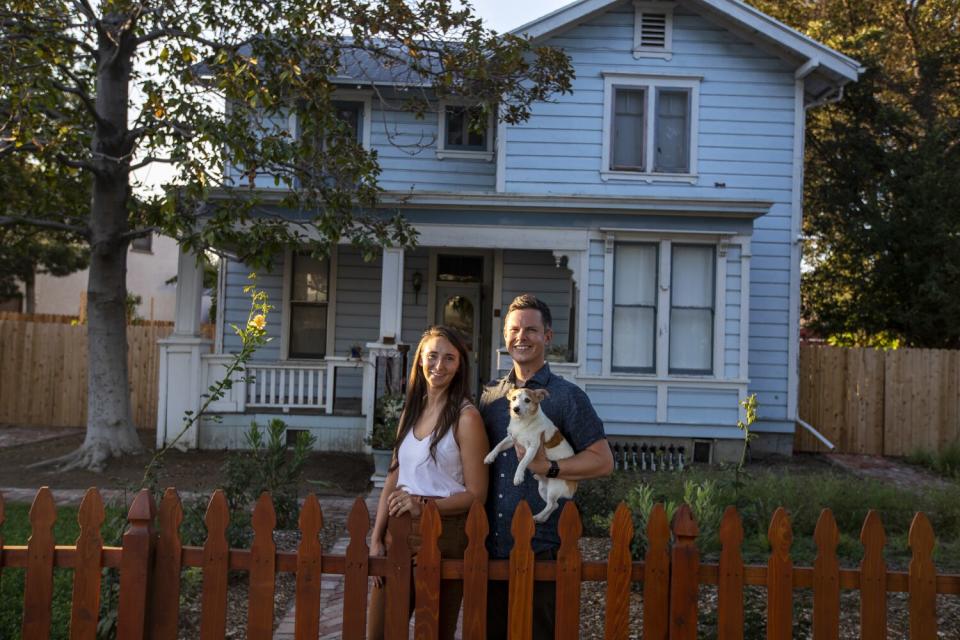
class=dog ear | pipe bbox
[530,388,550,402]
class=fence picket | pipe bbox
[555,501,582,640]
[908,512,937,640]
[462,500,489,640]
[605,503,633,640]
[859,510,887,640]
[508,500,535,640]
[718,506,744,640]
[295,494,323,640]
[384,510,412,640]
[0,491,4,585]
[766,507,794,640]
[342,497,370,640]
[414,501,442,639]
[116,490,156,640]
[247,493,277,640]
[813,509,840,640]
[199,490,230,640]
[70,488,105,640]
[670,504,700,640]
[152,488,183,640]
[22,488,56,640]
[643,503,670,640]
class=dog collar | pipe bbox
[544,431,565,449]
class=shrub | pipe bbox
[368,393,403,450]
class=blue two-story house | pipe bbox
[156,0,861,463]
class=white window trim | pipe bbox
[602,231,737,381]
[436,100,495,161]
[633,1,676,60]
[600,73,700,183]
[281,247,338,360]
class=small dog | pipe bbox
[483,388,577,522]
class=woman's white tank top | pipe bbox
[396,417,466,498]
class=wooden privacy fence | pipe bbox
[0,316,212,431]
[797,344,960,456]
[2,488,959,639]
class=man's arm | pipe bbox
[522,437,614,481]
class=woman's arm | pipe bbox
[433,406,490,516]
[370,460,400,554]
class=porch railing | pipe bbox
[200,354,363,414]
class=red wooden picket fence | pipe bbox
[1,487,959,639]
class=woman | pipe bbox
[367,325,489,640]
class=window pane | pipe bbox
[613,307,655,370]
[655,89,689,173]
[614,244,657,305]
[445,106,486,150]
[612,88,645,169]
[669,308,711,371]
[671,245,713,307]
[289,304,327,358]
[292,255,328,303]
[333,101,361,141]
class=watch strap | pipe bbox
[547,459,560,478]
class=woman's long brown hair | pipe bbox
[390,325,472,468]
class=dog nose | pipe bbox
[512,405,520,414]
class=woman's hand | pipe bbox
[370,537,387,588]
[387,489,422,518]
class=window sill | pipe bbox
[601,171,697,184]
[632,49,672,60]
[436,149,494,161]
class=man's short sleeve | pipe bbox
[564,385,606,452]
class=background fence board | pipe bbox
[0,315,213,431]
[797,344,960,456]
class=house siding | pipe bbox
[586,239,605,375]
[500,250,573,354]
[333,246,382,398]
[500,4,797,428]
[221,258,284,362]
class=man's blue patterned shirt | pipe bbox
[479,363,606,558]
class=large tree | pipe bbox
[752,0,960,347]
[0,0,573,470]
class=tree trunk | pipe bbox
[57,17,143,471]
[24,271,35,314]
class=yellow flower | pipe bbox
[248,314,267,331]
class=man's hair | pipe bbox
[506,294,553,330]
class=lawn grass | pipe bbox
[907,440,960,480]
[0,502,125,640]
[578,464,960,569]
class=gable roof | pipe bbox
[511,0,863,85]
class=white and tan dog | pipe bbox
[484,388,577,522]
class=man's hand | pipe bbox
[514,432,549,476]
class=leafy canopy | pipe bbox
[0,0,574,264]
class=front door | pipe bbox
[435,283,482,395]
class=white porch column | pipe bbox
[378,247,404,343]
[156,247,211,450]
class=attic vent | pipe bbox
[639,13,667,48]
[633,1,675,58]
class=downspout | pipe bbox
[796,417,836,450]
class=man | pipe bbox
[480,294,614,640]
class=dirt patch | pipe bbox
[0,429,372,498]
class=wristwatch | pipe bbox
[546,459,560,478]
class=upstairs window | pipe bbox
[633,1,675,59]
[602,74,699,180]
[437,103,494,160]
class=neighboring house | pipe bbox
[157,0,861,461]
[24,232,181,321]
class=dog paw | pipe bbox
[483,453,496,464]
[532,511,550,523]
[513,473,525,486]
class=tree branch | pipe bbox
[119,226,158,241]
[0,215,89,237]
[127,155,176,172]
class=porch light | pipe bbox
[411,271,423,303]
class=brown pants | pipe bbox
[366,513,468,640]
